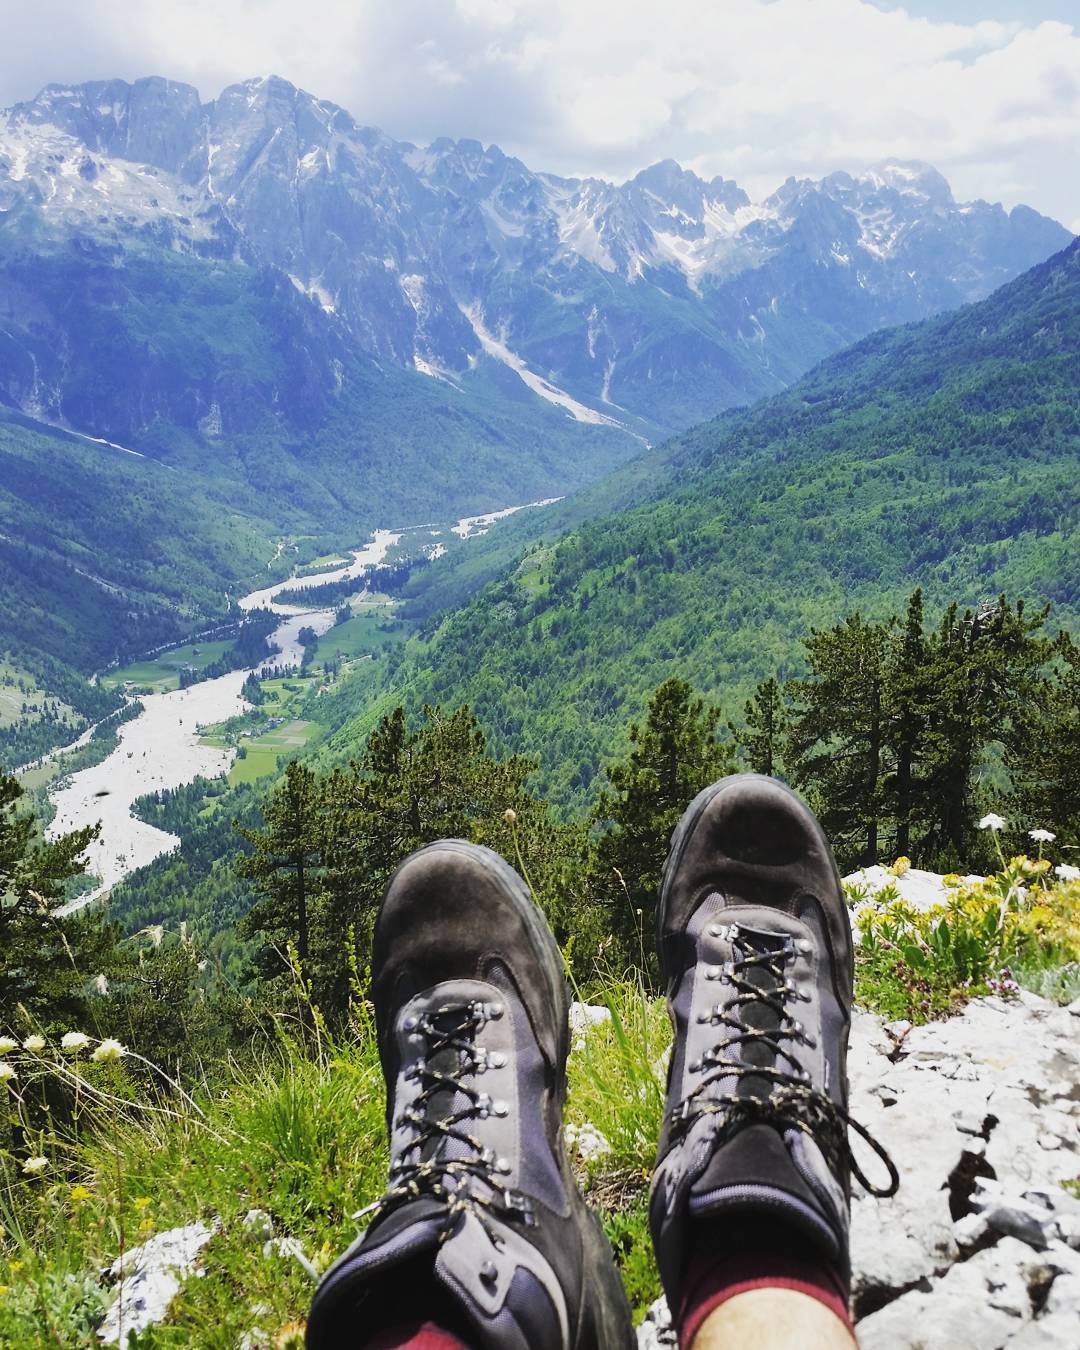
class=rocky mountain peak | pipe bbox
[0,73,1073,440]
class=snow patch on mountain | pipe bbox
[461,303,622,428]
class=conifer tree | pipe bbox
[921,597,1052,863]
[885,589,931,857]
[736,676,787,777]
[787,615,890,868]
[0,773,115,1030]
[236,760,322,985]
[592,678,735,980]
[1020,634,1080,835]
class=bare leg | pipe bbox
[692,1287,858,1350]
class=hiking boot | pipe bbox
[307,841,634,1350]
[649,775,898,1309]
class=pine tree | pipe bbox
[592,678,735,980]
[921,598,1052,864]
[0,773,116,1031]
[1020,634,1080,835]
[236,760,322,986]
[787,615,890,868]
[884,589,931,857]
[736,676,787,777]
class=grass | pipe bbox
[0,975,671,1346]
[3,861,1077,1344]
[102,642,235,695]
[312,604,403,663]
[0,660,78,731]
[228,721,323,786]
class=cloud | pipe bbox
[0,0,1077,223]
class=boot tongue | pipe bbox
[685,928,845,1262]
[688,1124,844,1261]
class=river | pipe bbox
[47,503,554,909]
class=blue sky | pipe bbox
[1,1,1078,227]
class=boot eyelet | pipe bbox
[704,965,721,980]
[493,1099,509,1117]
[489,1052,507,1069]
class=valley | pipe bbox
[44,501,557,906]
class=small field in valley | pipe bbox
[101,640,235,694]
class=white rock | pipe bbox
[98,1221,216,1344]
[569,1002,611,1036]
[635,1295,675,1349]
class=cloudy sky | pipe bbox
[1,0,1078,227]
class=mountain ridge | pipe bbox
[337,236,1080,804]
[2,73,1071,443]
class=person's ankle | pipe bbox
[676,1218,852,1347]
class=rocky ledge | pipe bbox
[639,990,1080,1349]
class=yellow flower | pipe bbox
[888,857,912,878]
[138,1217,155,1237]
[0,1284,8,1296]
[70,1185,92,1204]
[133,1196,152,1210]
[942,874,962,888]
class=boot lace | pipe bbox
[356,999,534,1239]
[670,925,899,1198]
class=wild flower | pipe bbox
[888,856,912,877]
[503,808,518,824]
[61,1031,90,1054]
[92,974,109,996]
[1028,829,1056,843]
[21,1156,47,1176]
[22,1035,46,1052]
[942,873,963,887]
[91,1038,126,1064]
[69,1185,92,1204]
[0,1063,16,1083]
[978,813,1006,831]
[1055,864,1080,882]
[0,1036,17,1055]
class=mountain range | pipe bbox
[0,72,1075,769]
[0,73,1071,452]
[334,236,1080,804]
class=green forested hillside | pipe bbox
[330,239,1080,804]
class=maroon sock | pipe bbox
[677,1222,852,1348]
[364,1322,470,1350]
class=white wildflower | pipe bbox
[0,1036,17,1055]
[61,1031,91,1054]
[1028,829,1056,843]
[978,813,1006,832]
[22,1035,46,1053]
[502,808,517,825]
[91,1038,126,1064]
[0,1062,16,1083]
[92,974,109,996]
[21,1156,47,1176]
[1055,864,1080,882]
